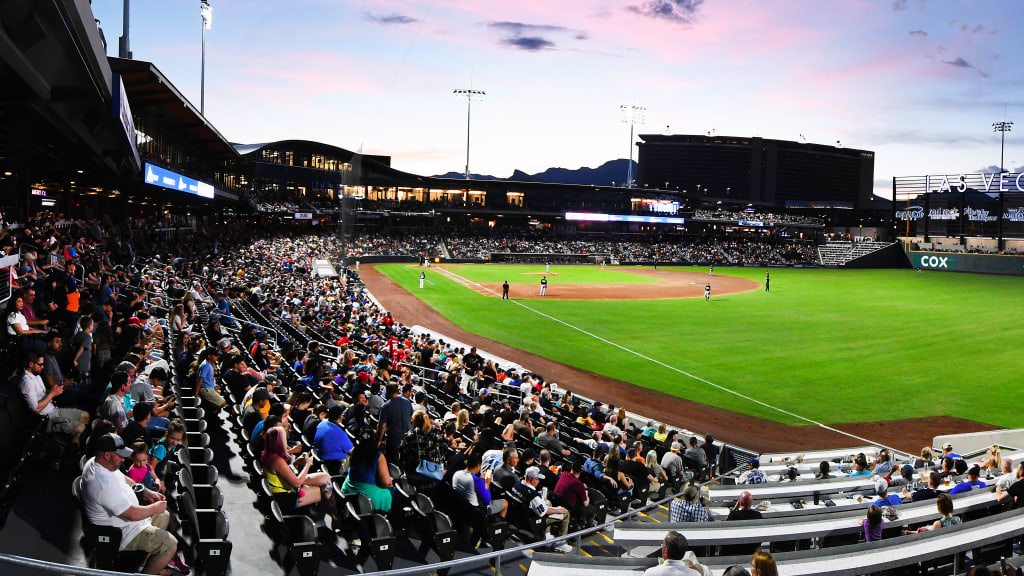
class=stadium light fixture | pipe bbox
[454,89,485,180]
[993,121,1013,173]
[620,105,645,188]
[200,0,212,116]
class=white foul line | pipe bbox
[435,266,910,456]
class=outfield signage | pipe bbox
[1005,207,1024,222]
[895,205,1003,222]
[144,163,215,199]
[294,212,313,220]
[922,172,1024,193]
[909,251,1024,275]
[565,212,684,224]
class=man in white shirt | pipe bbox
[81,433,180,574]
[644,531,700,576]
[19,351,88,444]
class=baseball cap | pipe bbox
[942,442,953,451]
[749,459,760,468]
[670,441,682,452]
[901,464,915,478]
[524,466,543,480]
[95,433,133,457]
[875,480,888,495]
[327,405,345,421]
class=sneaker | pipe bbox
[555,542,574,554]
[167,554,191,575]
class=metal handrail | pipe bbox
[354,464,746,576]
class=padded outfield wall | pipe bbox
[905,249,1024,275]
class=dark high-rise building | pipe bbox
[637,134,874,209]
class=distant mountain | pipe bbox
[433,159,637,187]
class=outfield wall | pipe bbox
[905,249,1024,275]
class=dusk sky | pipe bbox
[92,1,1022,197]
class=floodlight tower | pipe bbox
[200,0,212,116]
[620,105,645,188]
[993,120,1013,173]
[454,89,486,180]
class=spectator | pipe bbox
[872,480,902,507]
[340,428,394,514]
[888,464,916,488]
[81,433,182,575]
[643,531,701,576]
[509,466,572,551]
[949,465,986,495]
[661,442,685,485]
[815,461,832,479]
[195,347,226,409]
[912,493,960,532]
[669,484,711,523]
[647,450,668,498]
[998,463,1024,507]
[848,458,871,477]
[6,293,46,353]
[979,445,1002,473]
[554,459,592,526]
[941,442,962,460]
[684,436,707,475]
[727,491,762,521]
[737,459,766,485]
[262,426,334,514]
[378,383,413,462]
[750,549,778,576]
[536,422,570,456]
[936,457,957,481]
[995,459,1016,492]
[863,505,883,542]
[127,441,162,493]
[149,419,185,484]
[902,472,941,502]
[452,451,507,518]
[71,315,95,393]
[399,410,448,490]
[121,402,154,447]
[871,450,893,476]
[621,448,657,501]
[722,567,751,576]
[19,350,88,445]
[701,434,719,478]
[314,405,353,475]
[493,446,520,491]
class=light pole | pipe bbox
[620,105,645,188]
[454,89,485,180]
[200,0,212,116]
[993,121,1014,172]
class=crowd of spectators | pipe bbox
[692,209,823,226]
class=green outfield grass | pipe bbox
[438,264,660,285]
[377,264,1024,428]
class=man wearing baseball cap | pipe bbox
[949,465,987,495]
[738,458,766,485]
[195,346,226,409]
[941,443,962,460]
[510,466,572,551]
[81,433,185,574]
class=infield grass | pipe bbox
[377,264,1024,428]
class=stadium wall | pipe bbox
[905,250,1024,275]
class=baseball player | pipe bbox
[709,262,714,276]
[502,280,510,300]
[704,282,711,302]
[419,271,425,290]
[546,261,550,273]
[540,276,548,296]
[765,271,770,292]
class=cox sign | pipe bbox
[917,254,953,269]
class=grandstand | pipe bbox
[1,3,1022,576]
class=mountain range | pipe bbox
[433,158,638,187]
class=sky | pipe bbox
[91,0,1023,198]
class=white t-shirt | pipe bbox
[452,470,479,506]
[7,311,27,336]
[81,457,150,549]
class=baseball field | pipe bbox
[374,263,1024,430]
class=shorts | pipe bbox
[47,407,84,435]
[123,512,176,559]
[198,387,226,408]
